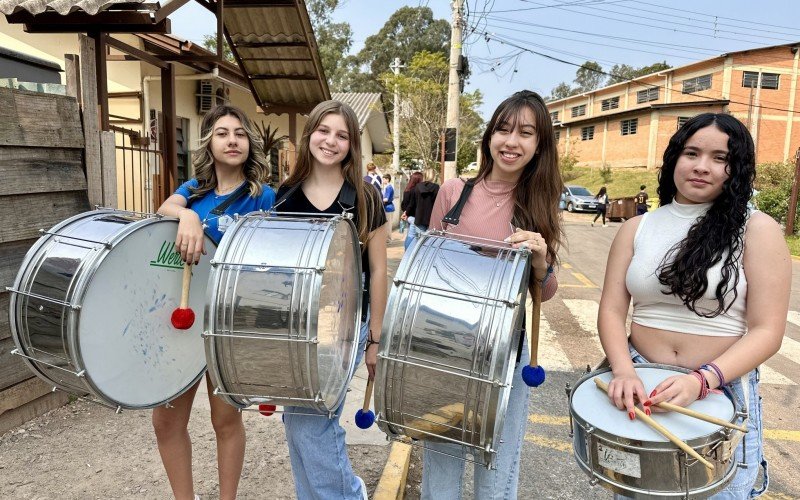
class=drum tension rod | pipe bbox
[391,279,518,308]
[39,229,112,248]
[209,260,325,273]
[10,348,85,377]
[5,287,81,310]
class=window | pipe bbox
[742,71,779,89]
[581,126,595,141]
[550,111,559,122]
[601,96,620,111]
[621,118,638,136]
[636,87,659,103]
[682,74,712,93]
[677,116,691,129]
[554,130,561,141]
[571,104,586,117]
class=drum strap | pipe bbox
[210,183,250,215]
[441,179,476,227]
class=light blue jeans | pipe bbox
[421,338,531,500]
[404,217,428,251]
[615,344,768,499]
[283,315,369,499]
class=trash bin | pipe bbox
[607,197,637,221]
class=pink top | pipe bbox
[430,178,558,301]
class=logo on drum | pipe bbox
[150,241,184,270]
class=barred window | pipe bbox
[621,119,638,136]
[554,130,561,140]
[636,87,659,103]
[742,71,779,89]
[682,74,712,93]
[571,104,587,117]
[550,111,559,122]
[601,96,620,111]
[677,116,691,129]
[581,126,595,141]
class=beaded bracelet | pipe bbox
[701,362,726,388]
[691,370,710,400]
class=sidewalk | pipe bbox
[0,233,409,500]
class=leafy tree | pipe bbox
[548,82,573,101]
[201,35,234,63]
[573,60,604,93]
[607,61,672,85]
[306,0,355,90]
[456,90,484,175]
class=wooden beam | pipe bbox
[79,34,103,207]
[106,36,169,69]
[64,54,80,104]
[161,63,178,203]
[216,0,224,62]
[100,131,118,209]
[262,104,315,115]
[225,0,294,6]
[239,57,313,62]
[93,32,110,132]
[108,91,142,99]
[23,21,170,34]
[158,55,225,63]
[8,11,156,26]
[153,0,192,23]
[224,29,265,110]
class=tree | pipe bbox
[201,35,234,63]
[607,61,672,85]
[573,61,604,94]
[306,0,355,91]
[357,7,450,87]
[456,90,484,175]
[548,82,573,101]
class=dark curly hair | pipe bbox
[656,113,755,317]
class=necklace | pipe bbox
[215,179,244,197]
[488,192,505,207]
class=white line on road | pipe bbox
[562,299,604,353]
[786,311,800,328]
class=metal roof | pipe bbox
[332,92,391,153]
[224,0,329,114]
[0,0,160,16]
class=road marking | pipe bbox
[524,434,573,453]
[759,365,795,385]
[529,308,573,371]
[529,414,570,426]
[763,429,800,442]
[562,263,573,270]
[778,335,800,362]
[562,299,604,353]
[786,311,800,328]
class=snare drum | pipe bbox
[570,364,745,498]
[8,209,213,410]
[375,231,530,469]
[204,213,362,414]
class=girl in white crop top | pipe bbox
[598,113,790,499]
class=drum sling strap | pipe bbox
[441,178,526,364]
[188,183,250,244]
[274,181,371,323]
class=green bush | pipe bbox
[600,162,613,183]
[560,147,580,182]
[754,161,797,232]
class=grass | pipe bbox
[563,166,660,199]
[785,235,800,257]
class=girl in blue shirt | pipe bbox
[155,104,275,500]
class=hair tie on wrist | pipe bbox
[691,370,710,400]
[702,362,726,388]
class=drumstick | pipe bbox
[652,400,748,433]
[521,281,546,387]
[593,378,714,470]
[170,263,195,330]
[354,378,376,429]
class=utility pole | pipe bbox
[389,57,405,175]
[786,147,800,236]
[443,0,464,182]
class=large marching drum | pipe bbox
[203,212,363,415]
[7,209,212,410]
[376,230,531,468]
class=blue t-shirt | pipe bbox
[175,179,276,244]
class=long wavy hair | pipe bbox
[595,186,607,199]
[405,171,423,193]
[475,90,564,265]
[281,100,377,246]
[190,105,268,199]
[656,113,755,316]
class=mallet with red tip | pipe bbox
[258,404,276,416]
[521,279,546,387]
[354,378,375,429]
[170,262,195,330]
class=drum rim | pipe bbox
[204,212,362,412]
[375,231,530,467]
[569,363,738,448]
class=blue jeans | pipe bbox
[421,338,531,500]
[615,345,768,499]
[404,217,428,251]
[283,316,370,499]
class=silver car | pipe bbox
[562,185,598,213]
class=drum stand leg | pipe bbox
[565,382,574,438]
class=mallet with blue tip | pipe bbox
[354,378,375,429]
[521,277,546,387]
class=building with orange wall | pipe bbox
[547,42,800,169]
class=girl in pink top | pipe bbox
[423,90,564,500]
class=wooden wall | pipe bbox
[0,87,89,434]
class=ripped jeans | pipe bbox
[613,344,769,499]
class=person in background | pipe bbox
[598,113,789,499]
[635,184,649,215]
[592,186,608,227]
[364,162,382,193]
[382,174,395,214]
[403,174,440,251]
[400,171,423,236]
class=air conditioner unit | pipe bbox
[196,80,229,114]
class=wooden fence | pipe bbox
[0,87,89,434]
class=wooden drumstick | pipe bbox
[354,378,375,429]
[652,400,748,433]
[170,263,195,330]
[594,378,714,470]
[522,280,545,387]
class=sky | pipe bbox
[169,0,800,119]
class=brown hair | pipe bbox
[475,90,564,264]
[281,100,378,246]
[405,171,423,193]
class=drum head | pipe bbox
[77,220,212,408]
[572,365,735,442]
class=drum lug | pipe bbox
[164,402,174,409]
[52,386,58,392]
[76,369,86,378]
[589,477,598,486]
[115,406,122,414]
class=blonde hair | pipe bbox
[281,100,377,246]
[190,105,269,199]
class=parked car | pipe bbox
[562,185,598,213]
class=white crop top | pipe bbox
[625,201,749,337]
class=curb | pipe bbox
[373,440,413,500]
